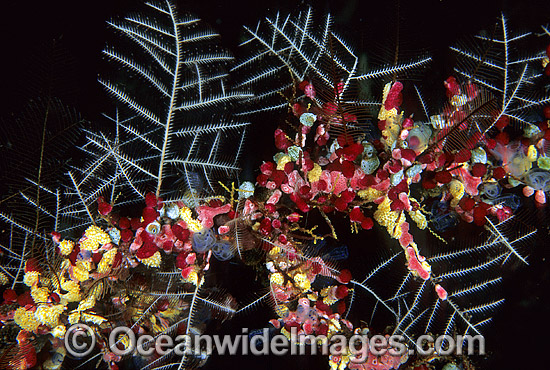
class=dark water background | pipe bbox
[1,0,550,369]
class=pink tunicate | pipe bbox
[406,246,430,280]
[267,189,282,205]
[535,190,546,204]
[451,167,482,196]
[281,183,293,194]
[173,240,185,253]
[185,253,196,265]
[523,186,535,197]
[435,284,448,300]
[196,204,232,228]
[330,171,348,195]
[304,83,316,99]
[398,192,411,211]
[243,199,258,215]
[372,179,391,192]
[399,222,413,248]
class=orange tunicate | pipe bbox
[523,186,535,197]
[535,190,546,204]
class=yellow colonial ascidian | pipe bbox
[448,179,464,207]
[81,312,107,325]
[58,240,75,255]
[81,226,111,251]
[450,94,468,107]
[392,213,407,239]
[381,113,402,149]
[42,346,66,370]
[158,307,181,321]
[280,327,292,341]
[276,154,292,171]
[357,187,384,202]
[77,295,96,311]
[80,237,99,251]
[408,209,427,230]
[72,262,90,282]
[77,282,103,312]
[378,82,404,148]
[374,197,406,239]
[270,272,284,286]
[293,272,311,291]
[327,316,342,337]
[23,271,40,287]
[151,316,169,334]
[373,198,398,228]
[140,251,162,268]
[68,311,81,325]
[179,206,202,232]
[181,267,201,286]
[31,287,50,304]
[14,307,41,332]
[51,324,66,339]
[86,225,111,245]
[378,83,395,121]
[308,163,323,183]
[97,248,118,274]
[34,304,65,328]
[321,286,338,306]
[275,304,289,319]
[268,246,281,257]
[60,280,81,302]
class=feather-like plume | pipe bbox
[84,0,252,206]
[233,6,431,120]
[451,13,549,129]
[348,217,536,349]
[0,98,82,285]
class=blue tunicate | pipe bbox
[429,197,458,231]
[311,275,335,289]
[430,197,450,216]
[525,168,550,191]
[324,245,349,262]
[192,229,216,253]
[431,213,458,232]
[307,239,348,262]
[494,194,522,211]
[481,182,501,199]
[308,239,328,254]
[212,240,234,261]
